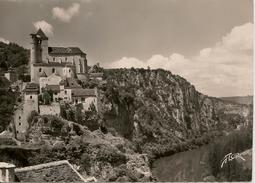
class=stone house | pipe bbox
[72,88,98,111]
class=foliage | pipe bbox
[0,42,29,69]
[0,89,17,132]
[42,90,53,105]
[96,145,127,166]
[27,110,39,126]
[208,127,252,181]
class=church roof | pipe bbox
[33,62,74,67]
[48,47,86,56]
[35,28,48,40]
[15,160,87,182]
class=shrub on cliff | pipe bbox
[96,145,127,166]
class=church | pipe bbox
[30,28,88,83]
[13,29,100,140]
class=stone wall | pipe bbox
[39,102,61,116]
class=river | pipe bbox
[152,145,210,182]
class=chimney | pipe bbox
[0,162,15,182]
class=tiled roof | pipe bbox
[24,83,39,93]
[15,160,87,182]
[45,85,60,92]
[72,88,96,97]
[48,47,86,56]
[62,78,82,89]
[33,62,74,67]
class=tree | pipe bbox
[43,91,51,105]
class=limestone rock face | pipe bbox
[101,68,251,155]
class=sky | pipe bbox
[0,0,253,97]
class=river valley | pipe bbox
[152,145,210,182]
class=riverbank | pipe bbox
[147,130,223,181]
[147,130,223,163]
[152,145,211,181]
[151,126,252,182]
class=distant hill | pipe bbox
[220,96,253,105]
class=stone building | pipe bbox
[14,83,39,139]
[30,28,88,83]
[72,88,98,111]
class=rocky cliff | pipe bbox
[99,68,251,157]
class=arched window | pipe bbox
[52,68,55,73]
[30,96,32,99]
[39,68,42,72]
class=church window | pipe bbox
[19,116,21,120]
[65,57,67,61]
[39,68,42,72]
[53,57,55,61]
[65,91,67,94]
[52,68,55,73]
[17,131,19,134]
[69,69,71,73]
[19,123,21,126]
[30,96,32,99]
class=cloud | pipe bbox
[107,23,253,97]
[0,37,10,44]
[33,20,54,36]
[52,3,80,23]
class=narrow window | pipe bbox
[65,57,67,61]
[65,91,67,94]
[53,57,55,61]
[39,68,42,72]
[30,96,32,99]
[52,68,55,73]
[19,122,21,126]
[17,131,19,134]
[19,116,21,120]
[69,69,71,73]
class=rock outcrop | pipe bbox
[100,68,251,157]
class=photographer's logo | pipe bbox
[221,153,246,168]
